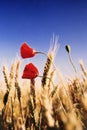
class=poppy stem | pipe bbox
[36,51,48,56]
[38,75,55,88]
[68,53,77,73]
[36,51,57,70]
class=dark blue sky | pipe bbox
[0,0,87,77]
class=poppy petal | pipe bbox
[22,63,39,79]
[20,43,36,58]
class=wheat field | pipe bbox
[0,41,87,130]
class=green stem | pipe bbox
[68,53,77,73]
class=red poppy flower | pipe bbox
[20,43,37,58]
[22,63,39,79]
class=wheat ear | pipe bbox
[79,60,87,77]
[3,66,10,106]
[3,66,9,90]
[41,52,54,87]
[15,60,22,118]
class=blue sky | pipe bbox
[0,0,87,78]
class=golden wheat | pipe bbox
[1,41,87,130]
